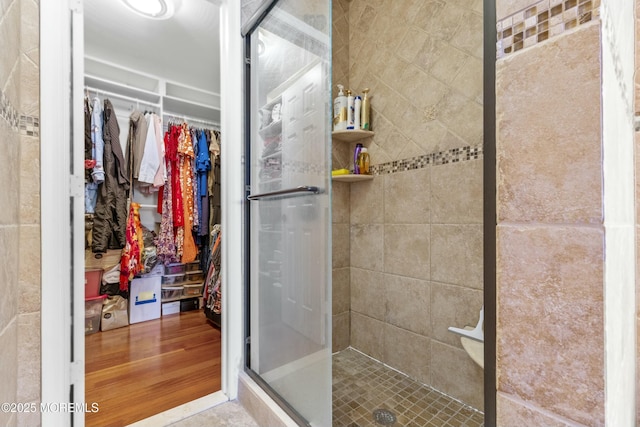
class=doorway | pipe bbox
[81,0,224,425]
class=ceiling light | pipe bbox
[121,0,175,20]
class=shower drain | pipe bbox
[372,408,397,426]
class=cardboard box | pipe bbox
[129,276,161,324]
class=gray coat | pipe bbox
[92,99,129,253]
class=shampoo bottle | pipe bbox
[361,88,371,130]
[354,95,362,130]
[333,84,347,131]
[346,90,355,130]
[353,143,363,174]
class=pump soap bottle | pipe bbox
[333,84,347,131]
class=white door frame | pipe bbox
[40,1,245,425]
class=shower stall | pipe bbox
[330,0,485,425]
[242,0,485,425]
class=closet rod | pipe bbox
[163,111,220,129]
[85,86,162,108]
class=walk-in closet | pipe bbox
[81,1,223,425]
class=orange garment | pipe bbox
[178,123,197,263]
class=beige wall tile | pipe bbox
[384,224,430,280]
[431,160,483,224]
[385,274,430,336]
[238,374,288,427]
[19,135,39,224]
[333,223,350,269]
[0,0,20,92]
[19,54,38,116]
[497,392,579,427]
[17,312,39,402]
[383,168,430,224]
[436,91,483,146]
[332,311,350,353]
[430,340,483,410]
[450,10,483,59]
[20,0,38,64]
[0,121,20,226]
[0,225,19,332]
[497,224,605,425]
[496,23,603,224]
[383,323,430,385]
[431,224,483,288]
[350,177,383,224]
[429,43,470,86]
[350,224,383,271]
[350,312,385,361]
[350,267,384,321]
[332,267,350,314]
[18,224,40,314]
[497,0,539,21]
[452,56,483,104]
[0,318,17,427]
[431,282,483,348]
[332,181,350,224]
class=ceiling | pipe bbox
[83,0,221,95]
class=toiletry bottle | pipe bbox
[346,90,355,130]
[353,143,363,174]
[354,95,362,130]
[333,84,347,131]
[357,147,370,175]
[361,88,371,130]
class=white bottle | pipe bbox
[333,84,347,131]
[346,89,355,130]
[354,95,362,130]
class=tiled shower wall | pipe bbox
[0,0,41,426]
[495,0,610,424]
[333,0,485,411]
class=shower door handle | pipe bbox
[247,185,322,201]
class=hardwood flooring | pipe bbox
[85,310,221,427]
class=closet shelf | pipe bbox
[332,174,374,182]
[332,129,374,142]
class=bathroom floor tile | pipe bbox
[333,348,484,427]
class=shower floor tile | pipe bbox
[333,348,484,427]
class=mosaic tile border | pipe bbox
[19,114,39,137]
[370,145,483,176]
[0,89,20,130]
[496,0,601,58]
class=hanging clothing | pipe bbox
[152,114,166,188]
[178,123,197,264]
[119,202,143,291]
[90,96,105,184]
[138,113,161,186]
[126,110,149,181]
[84,98,98,214]
[92,99,129,253]
[196,129,211,237]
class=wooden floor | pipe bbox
[85,310,221,427]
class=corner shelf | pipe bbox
[332,174,374,182]
[332,129,374,142]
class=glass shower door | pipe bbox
[245,0,331,425]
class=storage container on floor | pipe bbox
[85,294,107,335]
[85,269,103,298]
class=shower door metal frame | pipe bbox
[242,1,332,425]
